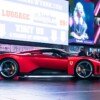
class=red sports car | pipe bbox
[0,48,100,80]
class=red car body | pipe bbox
[0,48,100,79]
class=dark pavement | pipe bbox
[0,76,100,100]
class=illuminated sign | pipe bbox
[69,0,94,44]
[94,0,100,45]
[0,0,69,45]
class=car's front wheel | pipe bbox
[75,60,93,79]
[0,59,19,80]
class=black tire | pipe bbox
[0,59,19,80]
[75,60,93,79]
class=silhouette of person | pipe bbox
[78,47,87,56]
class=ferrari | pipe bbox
[0,48,100,80]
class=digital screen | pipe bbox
[0,0,69,45]
[69,0,94,44]
[94,0,100,17]
[94,0,100,45]
[0,43,42,52]
[94,17,100,44]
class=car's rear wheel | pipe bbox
[75,60,93,79]
[0,59,19,80]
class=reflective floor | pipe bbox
[0,76,100,100]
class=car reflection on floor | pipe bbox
[0,76,100,100]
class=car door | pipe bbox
[32,51,68,70]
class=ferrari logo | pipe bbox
[70,61,73,65]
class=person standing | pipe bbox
[78,47,87,56]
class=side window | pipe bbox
[42,52,61,58]
[31,51,41,55]
[42,52,53,56]
[52,53,61,57]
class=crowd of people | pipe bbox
[78,47,100,60]
[88,51,100,60]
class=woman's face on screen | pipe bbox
[76,2,84,16]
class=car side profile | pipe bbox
[0,48,100,80]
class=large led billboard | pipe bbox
[69,0,94,44]
[0,0,69,45]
